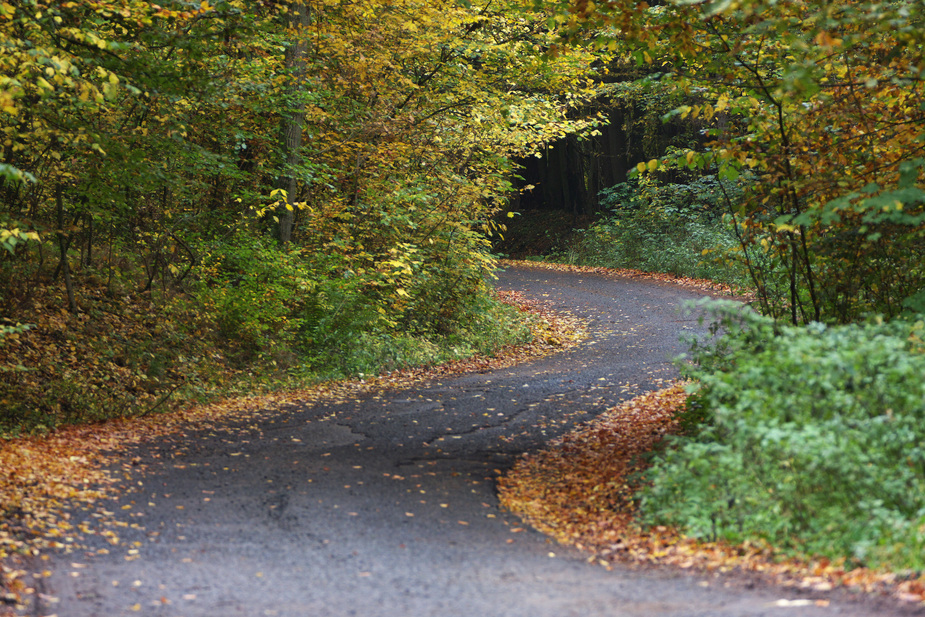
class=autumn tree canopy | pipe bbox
[1,0,603,305]
[549,0,925,323]
[0,0,609,428]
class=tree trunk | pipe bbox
[276,1,310,246]
[56,185,78,313]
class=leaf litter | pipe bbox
[498,382,925,607]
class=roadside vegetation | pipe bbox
[500,0,925,600]
[0,266,532,437]
[641,302,925,572]
[544,171,755,291]
[500,366,925,604]
[0,0,606,437]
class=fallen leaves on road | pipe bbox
[501,259,744,297]
[498,383,925,607]
[0,289,584,613]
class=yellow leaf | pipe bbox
[647,159,658,172]
[636,162,647,173]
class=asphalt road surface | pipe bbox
[27,265,922,616]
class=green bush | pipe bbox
[195,234,315,361]
[193,230,531,379]
[639,300,925,570]
[552,174,754,288]
[306,284,532,377]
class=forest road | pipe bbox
[30,264,922,617]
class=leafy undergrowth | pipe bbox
[0,289,584,612]
[498,384,925,607]
[0,273,538,438]
[0,279,268,437]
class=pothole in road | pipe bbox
[294,422,368,448]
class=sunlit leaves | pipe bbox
[264,0,609,332]
[0,228,39,255]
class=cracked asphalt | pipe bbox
[27,265,921,616]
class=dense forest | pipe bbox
[0,0,611,432]
[2,0,925,585]
[1,0,923,423]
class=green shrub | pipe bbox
[306,285,531,377]
[195,234,315,361]
[639,301,925,570]
[552,174,754,288]
[193,230,531,379]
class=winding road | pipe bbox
[29,265,919,616]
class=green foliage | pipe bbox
[552,173,753,288]
[193,229,530,377]
[0,225,40,257]
[639,301,925,570]
[0,322,32,373]
[308,288,531,377]
[0,235,531,435]
[0,0,604,431]
[196,233,313,360]
[552,0,925,324]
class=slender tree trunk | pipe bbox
[85,212,93,267]
[276,1,310,246]
[603,114,628,189]
[56,185,78,313]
